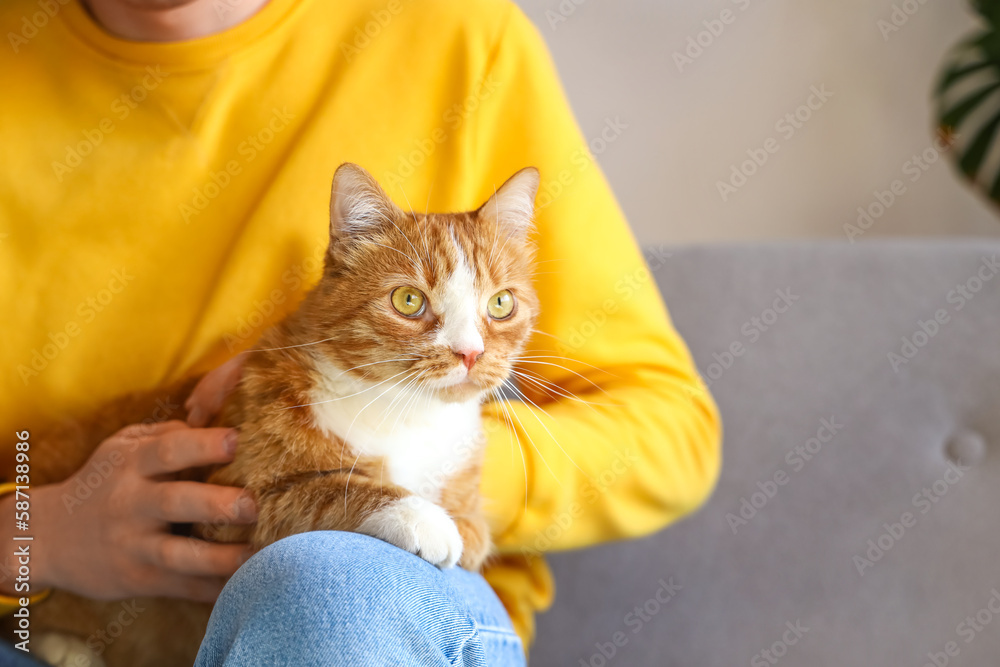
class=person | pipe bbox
[0,0,722,663]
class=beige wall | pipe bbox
[514,0,1000,244]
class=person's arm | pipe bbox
[467,6,722,552]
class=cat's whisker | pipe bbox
[508,368,611,410]
[397,183,417,218]
[376,367,427,432]
[487,182,501,269]
[412,185,439,276]
[365,198,426,273]
[395,184,431,268]
[388,220,425,271]
[491,383,562,489]
[248,337,338,352]
[378,365,423,409]
[396,369,433,431]
[504,381,591,482]
[282,366,416,409]
[511,365,606,398]
[493,391,545,514]
[339,190,421,268]
[511,357,618,399]
[355,239,422,274]
[378,371,420,422]
[338,366,423,491]
[488,223,518,279]
[492,231,517,270]
[333,356,421,375]
[528,328,564,342]
[489,387,529,513]
[343,448,366,516]
[340,367,422,444]
[516,353,617,377]
[423,178,435,216]
[486,176,527,275]
[390,372,431,438]
[419,185,434,272]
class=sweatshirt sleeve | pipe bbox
[468,5,722,553]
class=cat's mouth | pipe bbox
[418,362,504,401]
[423,368,482,391]
[430,378,486,403]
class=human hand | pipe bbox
[11,420,257,602]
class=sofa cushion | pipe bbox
[531,241,1000,667]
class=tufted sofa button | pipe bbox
[945,429,987,467]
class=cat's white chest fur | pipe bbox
[306,356,481,502]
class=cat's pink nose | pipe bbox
[455,348,484,371]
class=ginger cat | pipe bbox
[19,163,540,667]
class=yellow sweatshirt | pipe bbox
[0,0,721,647]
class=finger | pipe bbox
[186,356,245,427]
[144,535,253,579]
[115,419,189,445]
[138,427,238,476]
[144,481,257,525]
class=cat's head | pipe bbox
[302,163,539,403]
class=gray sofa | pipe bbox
[531,241,1000,666]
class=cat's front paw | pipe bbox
[358,496,463,568]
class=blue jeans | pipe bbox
[195,531,525,667]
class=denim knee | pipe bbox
[197,531,492,666]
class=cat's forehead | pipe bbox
[410,212,504,289]
[347,207,529,298]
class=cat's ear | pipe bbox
[479,167,540,238]
[329,163,402,240]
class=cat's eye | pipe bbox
[487,289,515,320]
[391,286,426,317]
